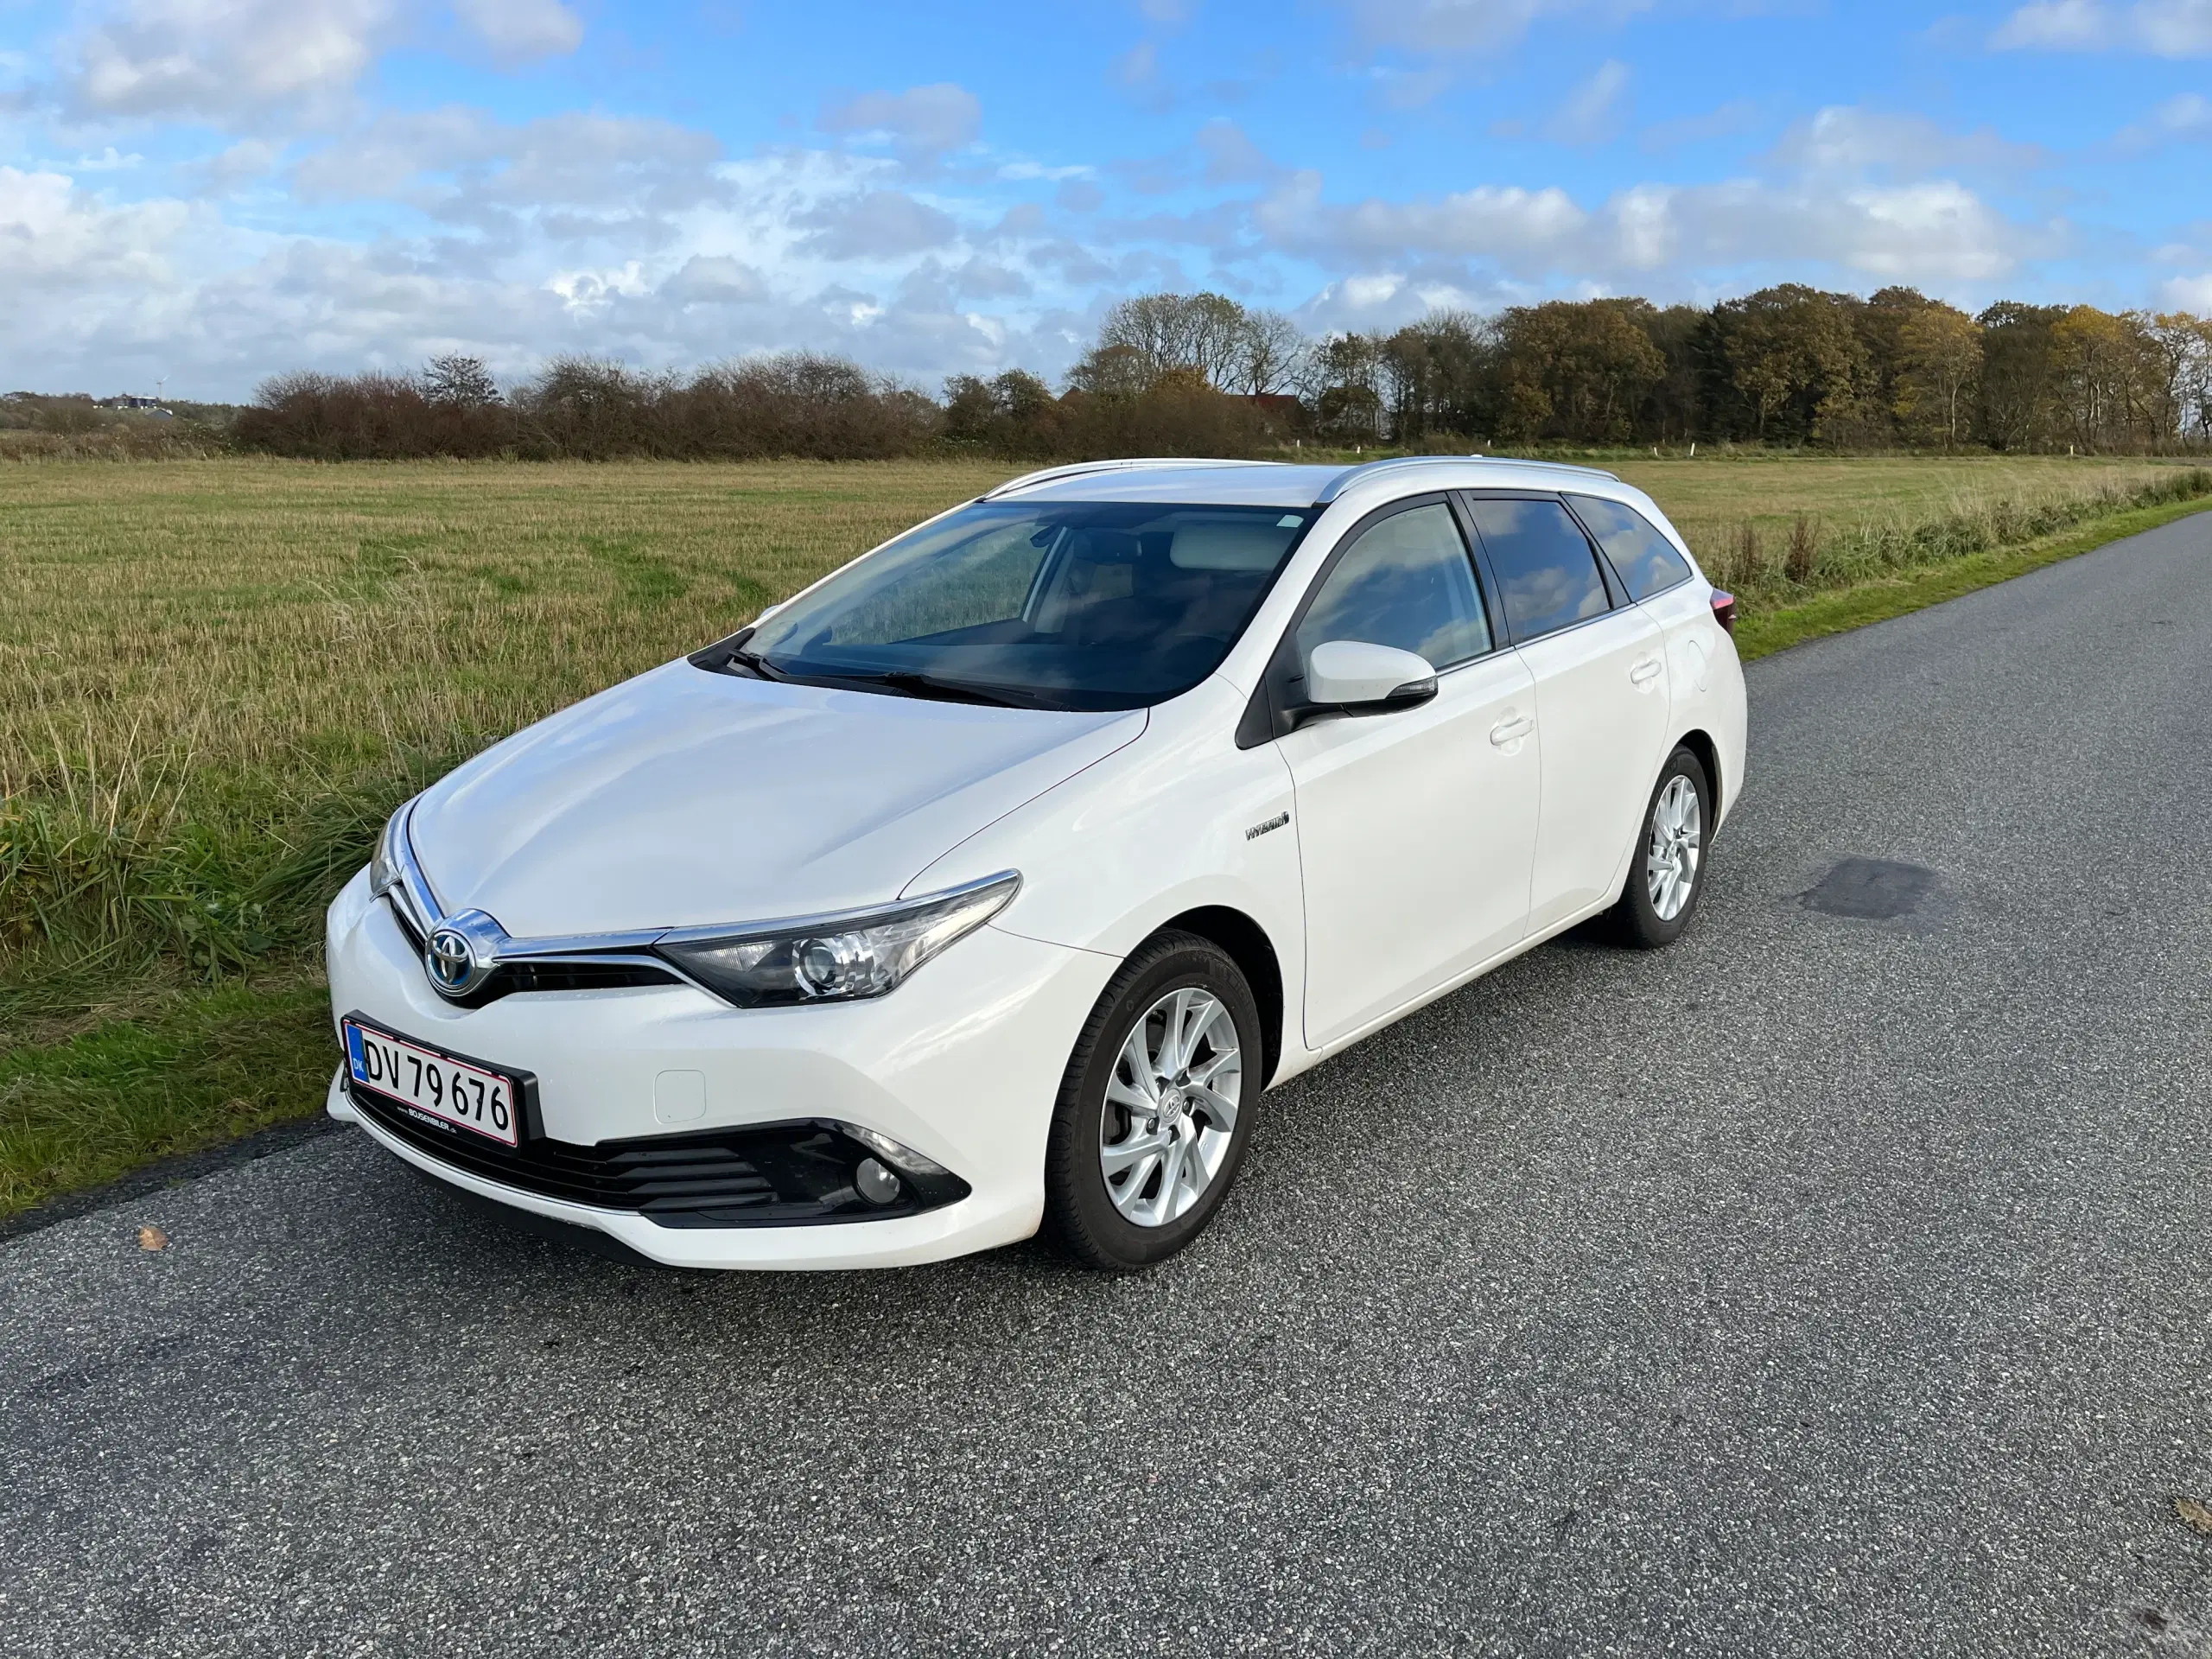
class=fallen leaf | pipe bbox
[2177,1497,2212,1537]
[137,1224,168,1251]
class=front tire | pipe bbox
[1610,746,1712,949]
[1043,931,1262,1272]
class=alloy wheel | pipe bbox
[1645,773,1703,921]
[1098,987,1242,1228]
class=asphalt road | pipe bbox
[7,517,2212,1658]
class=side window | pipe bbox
[1294,502,1491,671]
[1568,494,1694,601]
[1464,498,1612,644]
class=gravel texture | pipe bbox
[6,520,2212,1657]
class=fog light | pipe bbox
[854,1157,902,1205]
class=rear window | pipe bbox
[1568,494,1694,601]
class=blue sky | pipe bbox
[4,0,2212,399]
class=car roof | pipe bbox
[984,454,1625,509]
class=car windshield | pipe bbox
[738,499,1317,711]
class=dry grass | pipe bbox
[3,451,2197,976]
[0,459,1006,969]
[1,449,2202,1215]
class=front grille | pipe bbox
[348,1081,968,1228]
[386,902,683,1007]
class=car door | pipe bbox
[1461,493,1669,934]
[1268,496,1540,1049]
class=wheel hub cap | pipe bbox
[1098,987,1242,1230]
[1644,773,1704,923]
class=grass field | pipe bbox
[5,451,2209,1217]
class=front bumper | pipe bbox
[324,869,1117,1269]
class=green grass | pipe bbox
[1735,491,2212,660]
[3,451,2207,1217]
[0,980,334,1216]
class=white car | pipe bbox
[325,455,1745,1272]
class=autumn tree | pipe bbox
[1489,299,1666,444]
[1977,302,2063,450]
[1894,303,1983,445]
[1715,285,1868,443]
[1310,332,1388,442]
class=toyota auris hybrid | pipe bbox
[326,455,1746,1271]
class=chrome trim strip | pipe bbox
[376,835,1020,1003]
[655,870,1022,948]
[982,457,1278,500]
[1313,454,1622,505]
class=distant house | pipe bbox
[1242,392,1308,435]
[98,396,174,416]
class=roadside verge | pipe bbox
[1734,493,2212,661]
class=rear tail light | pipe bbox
[1710,590,1737,635]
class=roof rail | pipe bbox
[1314,453,1620,504]
[982,457,1280,500]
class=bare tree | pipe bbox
[1232,309,1307,396]
[1095,292,1254,391]
[421,353,501,407]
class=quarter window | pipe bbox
[1464,498,1612,644]
[1567,494,1694,601]
[1295,502,1491,672]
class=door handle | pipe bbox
[1630,659,1662,685]
[1490,715,1534,747]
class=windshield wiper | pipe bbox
[842,670,1028,709]
[726,645,788,682]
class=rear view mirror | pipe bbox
[1303,640,1438,716]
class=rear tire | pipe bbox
[1609,746,1711,950]
[1043,931,1262,1272]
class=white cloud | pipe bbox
[0,166,196,289]
[1993,0,2212,54]
[2160,270,2212,307]
[1768,107,2046,175]
[1342,0,1651,54]
[68,0,397,123]
[452,0,583,64]
[291,109,728,241]
[818,84,982,163]
[1254,168,1590,267]
[1247,165,2051,287]
[660,253,767,304]
[1109,40,1169,106]
[1196,119,1278,184]
[1544,59,1630,145]
[796,189,962,258]
[2111,91,2212,148]
[1641,99,1763,152]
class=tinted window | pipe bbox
[744,501,1313,711]
[1569,494,1694,601]
[1295,502,1491,671]
[1465,498,1611,643]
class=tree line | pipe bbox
[231,284,2212,462]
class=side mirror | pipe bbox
[1302,640,1438,716]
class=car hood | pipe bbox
[408,660,1147,938]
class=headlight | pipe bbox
[655,873,1020,1007]
[368,802,411,899]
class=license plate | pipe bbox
[344,1018,520,1147]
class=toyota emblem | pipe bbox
[422,910,503,998]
